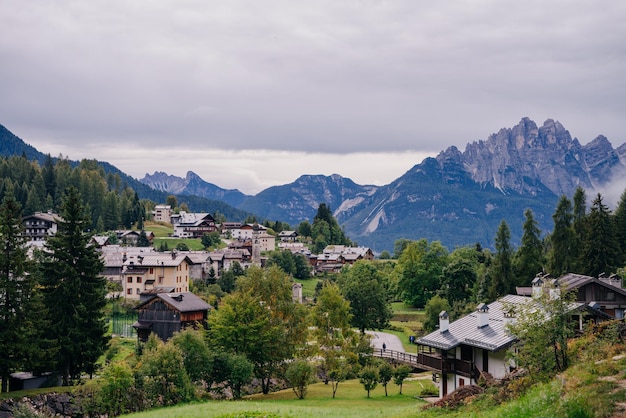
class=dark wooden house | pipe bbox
[518,273,626,319]
[133,292,211,342]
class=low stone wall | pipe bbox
[0,392,81,417]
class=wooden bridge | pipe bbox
[371,348,422,369]
[372,348,480,379]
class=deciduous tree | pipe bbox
[339,261,392,334]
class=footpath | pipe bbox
[365,330,405,352]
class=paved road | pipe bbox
[365,330,405,353]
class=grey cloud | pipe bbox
[1,0,625,159]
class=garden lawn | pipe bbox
[143,221,173,238]
[123,377,432,418]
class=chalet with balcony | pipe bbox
[278,230,298,242]
[517,273,626,319]
[22,211,61,242]
[415,295,593,398]
[133,292,211,342]
[172,212,218,238]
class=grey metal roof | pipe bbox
[159,292,211,312]
[417,295,545,352]
[137,291,212,312]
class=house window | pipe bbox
[149,268,154,274]
[136,288,141,294]
[127,277,132,283]
[616,309,624,319]
[126,288,132,295]
[459,378,465,387]
[137,277,142,284]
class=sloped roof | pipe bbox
[177,212,215,226]
[417,295,584,352]
[558,273,626,296]
[137,292,211,312]
[278,230,298,237]
[23,211,62,223]
[124,253,192,268]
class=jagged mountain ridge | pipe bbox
[3,117,624,252]
[459,118,625,196]
[142,171,248,207]
[138,118,625,251]
[339,118,626,249]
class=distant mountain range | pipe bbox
[141,118,626,251]
[3,118,625,252]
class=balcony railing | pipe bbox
[372,349,480,378]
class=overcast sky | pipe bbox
[1,1,625,195]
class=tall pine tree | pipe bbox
[489,220,514,299]
[614,189,626,266]
[0,190,42,392]
[41,187,109,385]
[514,209,544,287]
[548,195,576,276]
[580,194,620,277]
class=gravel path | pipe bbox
[365,330,405,352]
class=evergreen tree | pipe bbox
[613,189,626,265]
[311,203,351,253]
[514,209,545,287]
[42,154,57,204]
[548,195,576,276]
[136,230,150,247]
[489,220,514,299]
[0,191,43,392]
[40,187,109,385]
[580,194,620,277]
[571,187,587,272]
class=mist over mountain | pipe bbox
[3,118,624,252]
[139,118,626,250]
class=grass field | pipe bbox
[123,376,435,418]
[152,237,205,251]
[143,221,173,238]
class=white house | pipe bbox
[415,294,592,398]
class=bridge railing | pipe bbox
[372,348,420,366]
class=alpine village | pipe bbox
[2,118,626,418]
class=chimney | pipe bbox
[439,311,449,333]
[609,274,622,289]
[476,303,489,328]
[504,309,516,331]
[549,278,561,300]
[531,275,544,298]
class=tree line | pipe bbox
[0,155,144,232]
